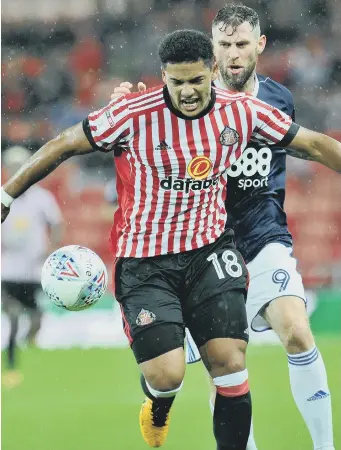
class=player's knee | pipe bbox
[141,346,185,392]
[147,369,184,393]
[283,320,314,353]
[208,339,247,377]
[266,297,315,353]
[221,352,246,375]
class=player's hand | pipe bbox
[110,81,147,101]
[1,203,10,223]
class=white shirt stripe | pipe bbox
[86,87,293,257]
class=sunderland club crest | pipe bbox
[136,308,156,326]
[219,126,240,146]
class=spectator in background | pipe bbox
[288,34,333,89]
[101,175,118,222]
[1,146,63,388]
[2,0,341,140]
[104,177,118,205]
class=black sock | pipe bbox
[213,392,252,450]
[7,315,19,370]
[26,311,42,342]
[140,374,176,427]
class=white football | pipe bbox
[41,245,108,311]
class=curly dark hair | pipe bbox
[213,3,260,35]
[158,29,214,68]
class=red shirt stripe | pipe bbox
[86,86,293,257]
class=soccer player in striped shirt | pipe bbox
[113,5,339,448]
[2,30,341,450]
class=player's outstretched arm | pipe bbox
[1,122,94,223]
[287,126,341,173]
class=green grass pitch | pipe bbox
[2,336,340,450]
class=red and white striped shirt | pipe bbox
[83,85,296,258]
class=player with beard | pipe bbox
[111,4,336,450]
[192,6,336,450]
[2,29,312,450]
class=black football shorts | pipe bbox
[114,230,249,363]
[2,281,40,311]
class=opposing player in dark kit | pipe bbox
[189,6,337,449]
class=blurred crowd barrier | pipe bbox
[1,0,341,290]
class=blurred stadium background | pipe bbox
[1,0,340,449]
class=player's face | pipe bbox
[212,21,266,91]
[162,60,217,117]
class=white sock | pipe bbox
[288,347,334,450]
[146,380,183,398]
[209,395,258,449]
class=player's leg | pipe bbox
[205,338,251,450]
[26,308,42,344]
[185,231,251,449]
[22,283,42,344]
[192,293,251,450]
[207,376,257,450]
[1,282,24,388]
[249,243,334,450]
[114,256,185,448]
[138,331,185,448]
[264,296,334,450]
[5,301,20,369]
[186,328,258,450]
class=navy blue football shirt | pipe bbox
[215,75,295,264]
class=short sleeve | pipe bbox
[250,98,300,147]
[83,97,131,152]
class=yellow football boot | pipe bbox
[139,397,171,447]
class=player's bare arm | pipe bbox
[287,126,341,173]
[1,122,94,223]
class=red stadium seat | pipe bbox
[79,187,106,204]
[294,240,333,287]
[296,216,340,242]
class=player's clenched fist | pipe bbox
[110,81,147,100]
